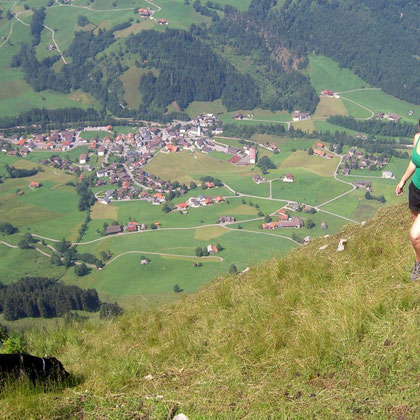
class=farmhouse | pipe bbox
[79,154,87,164]
[321,89,334,97]
[253,174,266,184]
[313,149,325,158]
[292,111,310,121]
[283,173,294,183]
[207,244,218,254]
[353,180,372,190]
[106,225,122,235]
[29,181,40,188]
[158,18,168,25]
[137,8,151,17]
[388,113,401,123]
[262,216,304,230]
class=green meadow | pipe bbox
[308,54,368,93]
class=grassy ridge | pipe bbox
[2,204,419,418]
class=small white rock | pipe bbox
[337,238,348,252]
[144,374,153,380]
[319,245,328,250]
[174,415,189,420]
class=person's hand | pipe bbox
[396,181,405,196]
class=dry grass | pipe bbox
[2,204,419,418]
[314,96,349,118]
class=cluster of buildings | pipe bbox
[175,195,225,212]
[262,209,305,230]
[376,112,401,123]
[312,142,334,159]
[341,148,391,174]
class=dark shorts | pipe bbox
[409,182,420,213]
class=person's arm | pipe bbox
[396,161,416,195]
[396,133,419,195]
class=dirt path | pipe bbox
[43,24,68,64]
[0,241,18,249]
[106,250,223,266]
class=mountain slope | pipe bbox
[2,204,420,418]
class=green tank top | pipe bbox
[411,134,420,189]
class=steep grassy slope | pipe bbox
[1,204,419,419]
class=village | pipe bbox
[0,110,400,246]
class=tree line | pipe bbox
[0,277,100,321]
[327,116,418,138]
[4,164,38,178]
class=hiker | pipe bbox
[396,118,420,280]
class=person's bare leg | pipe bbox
[411,210,418,222]
[409,212,420,280]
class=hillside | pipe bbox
[2,203,419,418]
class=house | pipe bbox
[293,111,310,121]
[321,89,334,97]
[229,155,241,164]
[100,197,111,205]
[140,257,149,265]
[207,244,218,254]
[126,224,138,232]
[382,171,395,179]
[89,140,97,150]
[316,142,325,149]
[177,202,188,210]
[278,213,289,221]
[214,196,224,203]
[204,197,213,206]
[158,18,168,25]
[353,180,372,190]
[106,225,122,235]
[253,174,266,184]
[205,181,214,188]
[283,173,294,183]
[79,153,87,164]
[321,222,328,229]
[166,144,178,153]
[268,143,279,152]
[303,205,314,213]
[97,169,107,178]
[30,181,40,188]
[313,149,325,157]
[388,113,401,123]
[233,113,244,120]
[137,8,151,17]
[98,146,105,156]
[249,148,256,164]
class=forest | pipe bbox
[126,29,260,112]
[327,116,418,138]
[0,277,100,321]
[246,0,420,104]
